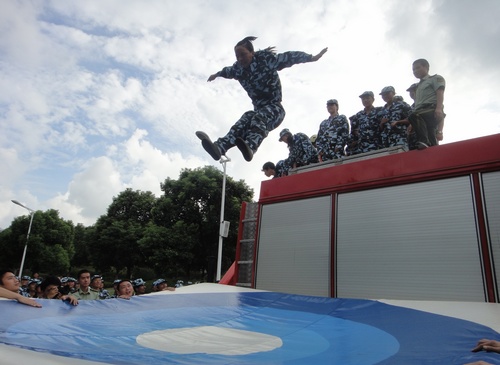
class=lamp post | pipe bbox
[216,156,231,282]
[11,200,35,277]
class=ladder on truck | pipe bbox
[234,202,259,287]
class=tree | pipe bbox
[71,223,91,269]
[155,166,253,278]
[89,189,156,277]
[138,221,197,277]
[0,227,16,269]
[0,210,75,275]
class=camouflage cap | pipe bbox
[379,86,395,95]
[279,128,292,141]
[359,91,374,98]
[153,278,166,287]
[133,278,146,287]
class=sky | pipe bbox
[1,0,499,229]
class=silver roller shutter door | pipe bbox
[256,196,331,296]
[482,171,500,301]
[336,176,485,301]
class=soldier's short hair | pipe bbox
[262,162,276,171]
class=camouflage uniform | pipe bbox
[378,101,413,148]
[316,114,349,160]
[19,276,31,297]
[275,160,288,177]
[345,117,360,156]
[99,289,111,299]
[19,288,31,297]
[213,50,315,154]
[284,132,318,168]
[348,107,382,154]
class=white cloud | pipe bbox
[66,156,123,219]
[0,147,24,186]
[121,128,206,196]
[45,128,210,225]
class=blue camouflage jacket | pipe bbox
[285,132,318,167]
[316,114,349,159]
[217,50,313,109]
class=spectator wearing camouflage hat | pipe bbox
[68,277,78,293]
[19,275,31,297]
[90,274,102,291]
[133,278,147,295]
[60,276,78,295]
[27,278,41,298]
[152,279,175,292]
[20,275,30,288]
[90,274,111,299]
[112,279,121,297]
[59,277,70,295]
[116,279,135,299]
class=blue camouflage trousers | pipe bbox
[381,125,409,148]
[215,103,285,154]
[275,160,288,177]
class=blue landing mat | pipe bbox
[0,290,499,364]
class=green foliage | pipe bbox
[0,227,16,269]
[90,215,148,278]
[38,244,71,275]
[138,221,197,277]
[156,166,253,278]
[0,210,75,275]
[72,223,90,268]
[86,189,157,277]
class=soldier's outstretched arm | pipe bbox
[207,73,219,82]
[311,47,328,62]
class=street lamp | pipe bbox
[11,200,35,277]
[216,156,231,282]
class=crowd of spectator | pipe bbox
[0,268,180,306]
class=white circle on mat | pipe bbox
[136,326,283,355]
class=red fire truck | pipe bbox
[229,134,500,303]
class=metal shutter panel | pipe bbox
[482,171,500,301]
[256,196,331,296]
[336,176,485,301]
